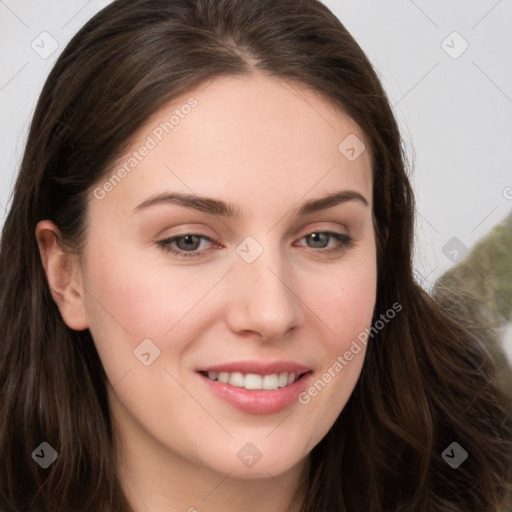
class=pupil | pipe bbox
[309,233,326,248]
[180,235,198,250]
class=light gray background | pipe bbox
[1,0,511,354]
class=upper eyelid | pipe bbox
[160,229,351,248]
[159,221,351,241]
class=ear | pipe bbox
[35,220,89,331]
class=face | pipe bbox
[77,73,376,480]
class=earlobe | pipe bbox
[35,220,89,331]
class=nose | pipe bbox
[224,242,305,342]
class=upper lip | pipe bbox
[196,360,312,375]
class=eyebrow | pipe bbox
[132,190,369,217]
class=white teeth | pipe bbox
[206,370,301,390]
[229,372,244,387]
[218,372,229,383]
[262,374,279,390]
[244,373,262,389]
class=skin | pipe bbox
[36,72,377,512]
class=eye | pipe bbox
[296,231,354,255]
[156,230,354,259]
[157,233,215,258]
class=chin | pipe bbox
[205,448,308,481]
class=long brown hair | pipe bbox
[1,0,511,510]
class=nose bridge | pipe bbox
[227,234,303,339]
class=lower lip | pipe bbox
[198,372,313,415]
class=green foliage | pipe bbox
[436,212,512,326]
[433,212,512,511]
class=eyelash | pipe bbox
[156,231,354,259]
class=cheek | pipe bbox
[309,248,377,355]
[81,248,159,337]
[80,242,228,373]
[294,247,376,439]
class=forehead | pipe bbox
[93,72,372,216]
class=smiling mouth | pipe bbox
[198,370,311,391]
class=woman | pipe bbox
[1,0,511,510]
